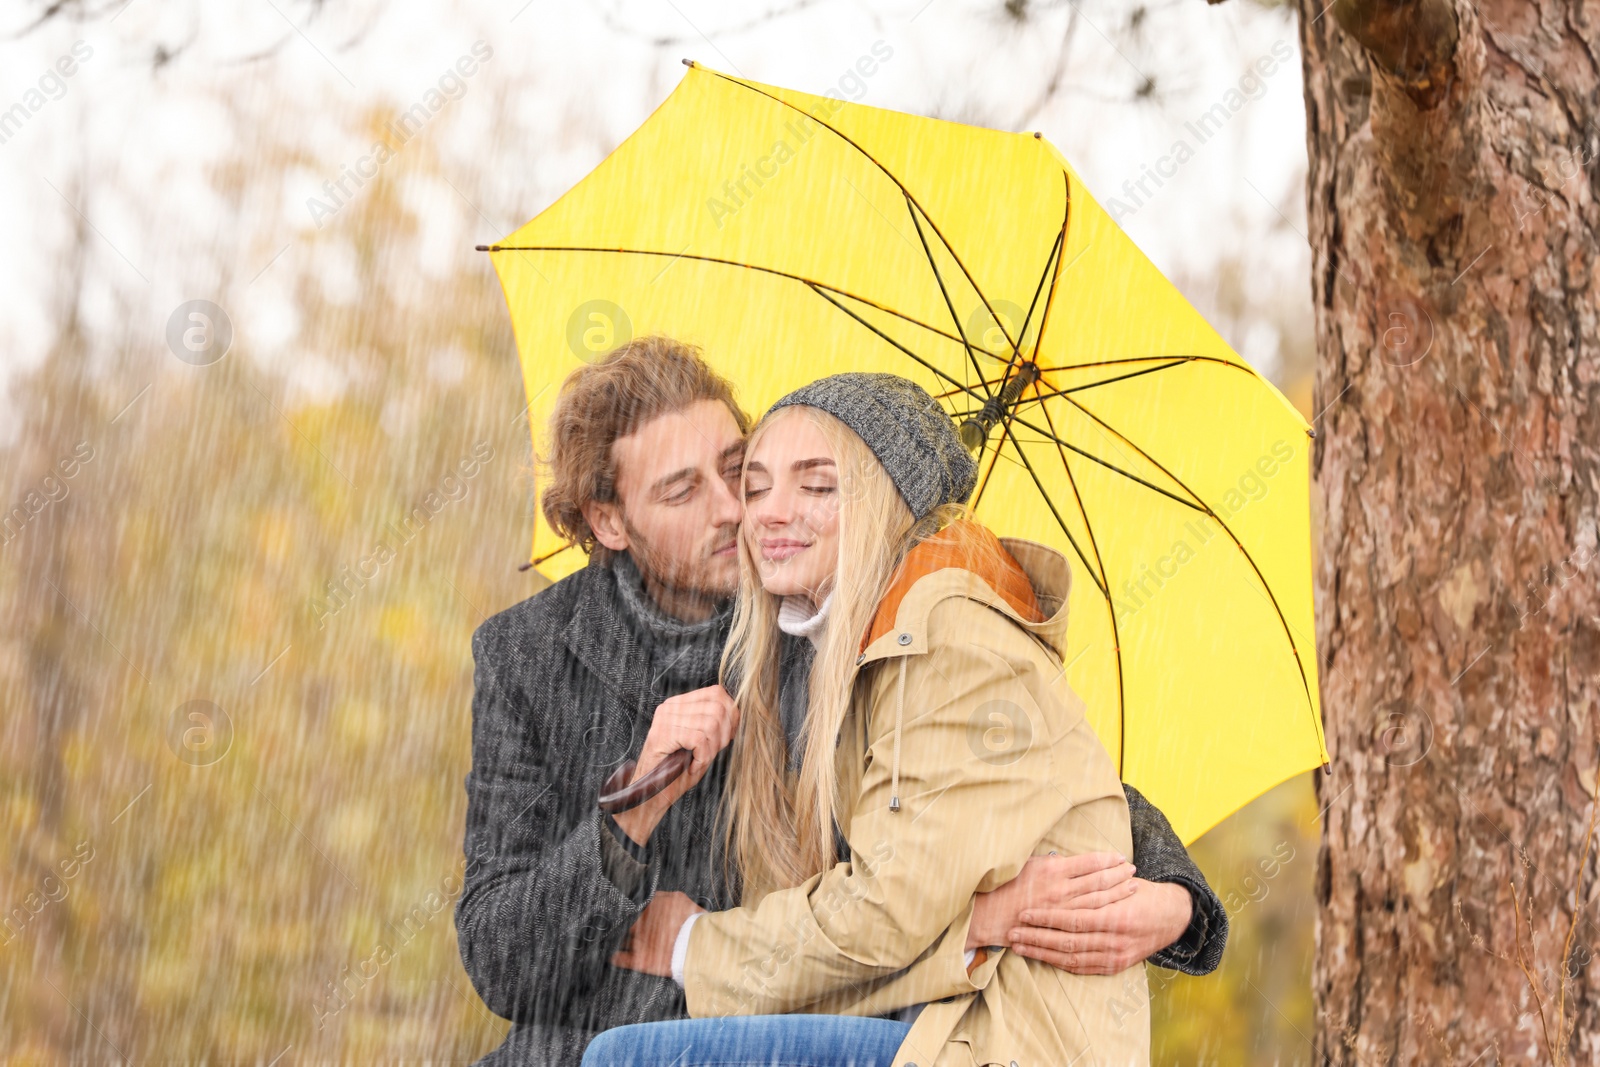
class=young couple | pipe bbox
[455,337,1227,1067]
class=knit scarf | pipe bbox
[610,552,734,694]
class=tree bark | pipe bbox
[1300,0,1600,1062]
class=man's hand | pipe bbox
[1007,877,1194,975]
[968,852,1135,949]
[612,685,740,846]
[611,890,706,978]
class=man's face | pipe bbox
[588,399,745,601]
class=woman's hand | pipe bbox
[611,685,741,846]
[967,851,1135,949]
[611,890,706,978]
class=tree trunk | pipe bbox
[1298,1,1600,1062]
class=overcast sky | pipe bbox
[0,0,1310,421]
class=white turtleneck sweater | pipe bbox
[777,588,835,645]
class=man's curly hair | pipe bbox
[540,336,750,558]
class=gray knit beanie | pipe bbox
[767,373,978,520]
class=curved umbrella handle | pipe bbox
[597,748,694,815]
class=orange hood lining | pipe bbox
[860,521,1045,654]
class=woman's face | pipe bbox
[741,409,841,605]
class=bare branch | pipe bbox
[1014,6,1080,128]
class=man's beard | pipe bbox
[621,514,737,605]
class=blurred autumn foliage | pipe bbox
[2,43,1319,1067]
[1,90,538,1060]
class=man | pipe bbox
[455,337,1227,1066]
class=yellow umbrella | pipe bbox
[480,62,1327,844]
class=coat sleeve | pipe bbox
[1124,783,1229,975]
[454,617,659,1022]
[683,598,1100,1017]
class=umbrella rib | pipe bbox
[1036,353,1253,375]
[486,243,1007,362]
[1003,192,1068,383]
[933,353,1258,400]
[930,180,1065,402]
[957,216,1065,441]
[1005,411,1206,513]
[936,378,1008,401]
[1030,383,1124,772]
[904,196,993,399]
[1028,171,1074,360]
[819,280,1008,361]
[807,284,985,405]
[701,69,1025,357]
[1055,391,1319,723]
[1031,399,1111,599]
[959,204,1064,395]
[991,417,1108,603]
[950,409,1074,447]
[1028,358,1195,400]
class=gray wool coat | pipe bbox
[454,559,1227,1067]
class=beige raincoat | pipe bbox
[683,523,1150,1067]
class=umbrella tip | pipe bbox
[475,244,493,252]
[1032,131,1042,139]
[517,561,534,572]
[682,57,695,68]
[1307,428,1318,438]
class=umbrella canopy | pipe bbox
[481,62,1327,844]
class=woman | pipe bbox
[586,373,1150,1067]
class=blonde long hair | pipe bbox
[718,405,969,901]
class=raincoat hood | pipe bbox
[858,520,1070,665]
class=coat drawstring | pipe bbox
[889,656,906,813]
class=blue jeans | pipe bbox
[580,1015,913,1067]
